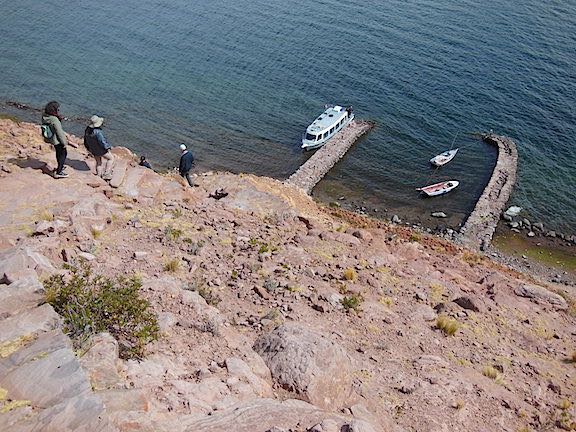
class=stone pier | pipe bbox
[285,120,374,194]
[458,134,518,251]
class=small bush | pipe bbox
[343,268,357,281]
[482,365,499,380]
[436,315,460,336]
[258,244,270,254]
[164,258,180,273]
[44,265,159,359]
[38,210,54,221]
[409,232,421,243]
[164,226,183,241]
[341,294,363,312]
[198,286,221,306]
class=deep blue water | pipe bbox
[1,0,574,233]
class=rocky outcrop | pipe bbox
[0,248,115,431]
[514,283,568,310]
[254,324,353,410]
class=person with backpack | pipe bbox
[178,144,196,187]
[41,101,69,178]
[84,115,114,180]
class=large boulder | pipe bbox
[253,324,353,410]
[514,284,568,310]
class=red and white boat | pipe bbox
[417,180,459,197]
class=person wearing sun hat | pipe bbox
[84,115,114,180]
[178,143,196,187]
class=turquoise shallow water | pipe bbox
[1,0,574,232]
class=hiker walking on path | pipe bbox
[41,101,69,178]
[84,115,114,180]
[178,144,196,187]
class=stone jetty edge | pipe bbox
[285,120,375,194]
[458,134,518,250]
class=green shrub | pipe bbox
[164,226,183,241]
[44,265,159,359]
[341,294,363,312]
[343,268,357,281]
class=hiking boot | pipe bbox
[54,171,69,178]
[102,173,113,181]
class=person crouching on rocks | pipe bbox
[179,144,196,187]
[42,101,69,178]
[84,115,114,180]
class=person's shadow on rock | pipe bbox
[8,156,90,174]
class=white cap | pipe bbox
[179,144,187,151]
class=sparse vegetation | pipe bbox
[43,265,159,359]
[462,251,483,266]
[263,277,279,293]
[482,365,504,385]
[343,267,357,281]
[409,232,421,242]
[38,210,54,221]
[164,225,183,241]
[197,285,221,306]
[341,294,364,312]
[163,258,180,273]
[91,226,102,239]
[170,208,183,218]
[430,282,445,303]
[557,399,575,430]
[436,315,460,336]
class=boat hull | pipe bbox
[301,110,354,151]
[417,180,459,197]
[430,149,458,167]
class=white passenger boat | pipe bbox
[417,180,459,197]
[301,105,354,150]
[430,148,458,166]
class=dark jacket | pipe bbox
[41,114,68,146]
[84,127,111,157]
[179,151,195,175]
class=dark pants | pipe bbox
[54,144,67,174]
[181,171,194,187]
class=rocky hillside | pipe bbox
[0,118,575,432]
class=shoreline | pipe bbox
[1,113,573,275]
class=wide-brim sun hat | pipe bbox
[89,115,104,128]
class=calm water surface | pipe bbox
[1,0,574,232]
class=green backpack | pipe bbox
[41,124,54,142]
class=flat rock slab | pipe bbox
[0,276,45,318]
[0,303,61,344]
[109,158,128,189]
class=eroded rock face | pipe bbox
[253,324,352,410]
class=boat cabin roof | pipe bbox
[306,106,348,135]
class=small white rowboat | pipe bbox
[417,180,459,197]
[430,148,458,166]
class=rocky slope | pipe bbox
[0,118,575,432]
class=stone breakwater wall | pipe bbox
[285,120,374,194]
[458,134,518,251]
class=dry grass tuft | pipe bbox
[436,315,460,336]
[462,251,483,266]
[343,268,357,281]
[482,365,499,380]
[91,227,102,239]
[163,258,180,273]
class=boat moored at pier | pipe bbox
[301,105,354,150]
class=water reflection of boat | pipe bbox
[417,180,459,197]
[301,105,354,150]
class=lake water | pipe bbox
[1,0,574,233]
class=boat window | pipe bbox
[305,133,316,141]
[328,114,333,117]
